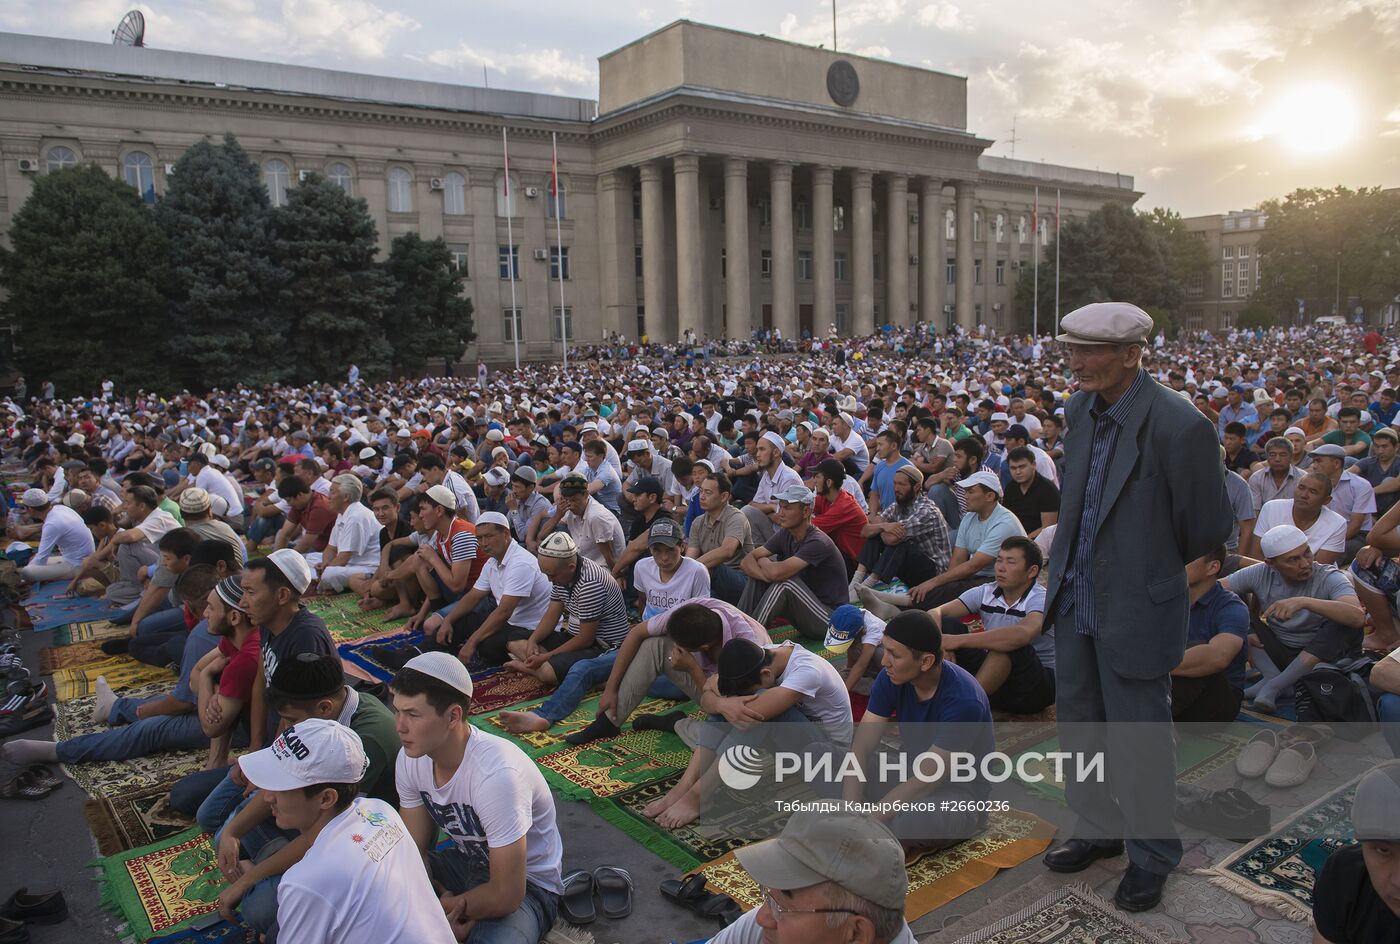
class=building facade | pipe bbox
[1181,209,1269,331]
[0,22,1140,360]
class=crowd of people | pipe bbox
[0,310,1397,943]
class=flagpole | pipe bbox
[503,127,520,371]
[1032,186,1039,340]
[1054,188,1062,337]
[553,132,568,376]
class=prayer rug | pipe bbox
[1200,775,1358,922]
[693,808,1057,922]
[534,727,696,801]
[95,827,224,939]
[337,628,426,681]
[53,655,174,701]
[1010,729,1250,804]
[305,592,407,644]
[38,639,109,673]
[53,619,127,646]
[22,583,122,632]
[477,691,691,759]
[54,686,209,799]
[947,882,1178,944]
[468,667,551,715]
[84,782,197,856]
[148,922,256,944]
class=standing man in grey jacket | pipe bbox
[1041,303,1232,911]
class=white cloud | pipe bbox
[419,42,595,92]
[1146,166,1174,178]
[915,3,968,32]
[855,44,892,58]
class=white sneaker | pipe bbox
[1264,741,1316,788]
[1235,729,1279,779]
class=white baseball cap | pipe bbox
[956,469,1004,496]
[238,719,369,792]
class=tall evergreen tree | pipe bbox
[274,173,392,383]
[382,233,475,375]
[155,133,287,387]
[0,166,173,394]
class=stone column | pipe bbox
[358,160,390,255]
[885,175,909,326]
[955,180,975,329]
[674,154,703,342]
[417,167,444,241]
[723,157,751,341]
[919,178,943,329]
[811,166,835,335]
[770,162,797,340]
[852,169,875,335]
[597,168,637,340]
[639,161,667,342]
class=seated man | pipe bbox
[824,604,887,690]
[69,506,143,600]
[1222,524,1365,712]
[811,459,868,574]
[104,527,200,657]
[741,432,804,547]
[244,458,287,550]
[738,484,849,640]
[566,597,772,745]
[1171,546,1250,724]
[230,719,455,944]
[1308,442,1378,559]
[848,464,950,600]
[178,488,246,564]
[1000,446,1060,539]
[392,653,563,944]
[631,517,710,621]
[273,476,337,555]
[309,475,380,593]
[925,536,1054,716]
[403,485,480,633]
[842,609,995,854]
[686,472,753,605]
[1251,472,1348,565]
[537,474,627,569]
[1312,762,1400,943]
[348,487,408,602]
[608,476,668,589]
[17,486,94,584]
[643,636,852,829]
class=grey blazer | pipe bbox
[1046,373,1232,679]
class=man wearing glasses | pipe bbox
[707,811,913,944]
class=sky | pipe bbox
[4,0,1399,215]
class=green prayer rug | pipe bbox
[305,592,407,644]
[94,827,225,939]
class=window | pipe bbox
[496,174,518,217]
[946,257,956,285]
[123,151,155,204]
[1223,246,1234,259]
[1238,245,1250,258]
[635,246,643,278]
[1017,215,1027,243]
[995,213,1005,242]
[443,172,466,216]
[995,260,1005,285]
[721,248,727,280]
[498,244,520,280]
[945,208,955,240]
[264,159,290,208]
[759,200,771,228]
[1238,260,1250,279]
[974,258,983,285]
[798,250,813,280]
[760,250,772,279]
[835,303,850,334]
[327,162,353,196]
[388,167,413,213]
[795,200,811,229]
[973,210,982,242]
[834,252,848,282]
[448,244,469,277]
[833,204,846,232]
[632,185,641,220]
[547,180,567,220]
[975,303,983,322]
[551,307,574,341]
[943,303,955,323]
[503,308,523,342]
[45,146,76,173]
[550,246,570,280]
[1222,266,1234,297]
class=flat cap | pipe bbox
[1056,302,1152,345]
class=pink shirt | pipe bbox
[644,597,771,675]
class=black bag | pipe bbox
[1294,656,1378,738]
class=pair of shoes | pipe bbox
[1114,864,1168,912]
[1174,785,1270,841]
[1042,839,1125,873]
[1234,729,1318,786]
[0,770,59,801]
[565,712,621,745]
[1,888,67,925]
[0,917,26,943]
[558,866,633,924]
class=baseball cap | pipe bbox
[825,605,866,654]
[538,531,578,559]
[956,470,1003,496]
[266,548,313,594]
[1352,761,1400,842]
[735,811,907,911]
[647,517,682,547]
[424,484,458,510]
[1307,443,1347,459]
[1259,524,1309,558]
[775,484,815,505]
[483,468,510,487]
[19,488,48,508]
[178,488,212,515]
[210,454,231,469]
[401,650,474,700]
[251,458,276,473]
[627,475,663,497]
[238,719,369,792]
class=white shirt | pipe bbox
[135,507,180,545]
[195,465,244,516]
[473,540,553,629]
[310,476,331,497]
[564,498,626,565]
[396,729,564,895]
[832,430,870,472]
[634,555,711,620]
[35,504,95,566]
[766,642,854,746]
[1255,499,1348,556]
[712,909,914,944]
[275,798,455,944]
[443,469,480,523]
[327,500,381,569]
[752,462,804,506]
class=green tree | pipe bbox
[1142,207,1209,297]
[0,166,173,394]
[155,134,288,387]
[382,233,475,375]
[273,173,392,383]
[1236,300,1277,331]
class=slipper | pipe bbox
[593,865,633,919]
[0,770,57,800]
[558,869,596,925]
[659,874,709,906]
[1235,729,1279,779]
[26,766,61,792]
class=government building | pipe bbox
[0,21,1140,360]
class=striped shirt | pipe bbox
[431,517,478,565]
[1059,368,1149,636]
[550,556,631,649]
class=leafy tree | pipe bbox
[382,233,475,375]
[0,166,173,393]
[273,173,392,383]
[1141,207,1209,296]
[156,134,288,387]
[1236,300,1277,331]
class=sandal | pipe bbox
[558,869,596,925]
[26,766,61,792]
[0,770,57,800]
[659,874,709,906]
[593,865,633,919]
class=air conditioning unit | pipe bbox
[429,177,444,191]
[16,158,38,173]
[532,248,548,261]
[909,254,919,265]
[524,186,539,198]
[164,163,177,176]
[298,170,313,181]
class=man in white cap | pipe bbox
[1040,301,1231,911]
[17,486,95,584]
[708,811,915,944]
[742,431,804,546]
[391,652,563,942]
[310,474,381,593]
[233,718,454,943]
[1222,523,1364,712]
[402,484,480,634]
[1312,761,1400,942]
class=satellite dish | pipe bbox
[112,10,145,47]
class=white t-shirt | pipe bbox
[1255,499,1348,556]
[36,504,95,566]
[767,642,854,746]
[275,798,455,944]
[396,729,564,895]
[194,465,244,516]
[633,555,711,621]
[443,469,480,524]
[712,909,914,944]
[832,430,870,472]
[310,476,332,497]
[473,540,553,629]
[328,501,381,569]
[855,609,886,648]
[564,498,626,565]
[136,507,180,545]
[752,462,804,506]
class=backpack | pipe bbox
[1294,656,1378,738]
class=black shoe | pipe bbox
[0,917,28,943]
[370,645,420,673]
[1175,786,1271,842]
[564,713,620,745]
[0,888,66,925]
[633,710,686,734]
[1114,864,1167,912]
[99,638,129,656]
[1042,838,1125,873]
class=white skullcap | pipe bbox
[1260,524,1309,559]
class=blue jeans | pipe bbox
[1380,693,1400,757]
[169,766,230,817]
[246,513,284,546]
[709,565,748,605]
[56,704,205,764]
[532,653,686,723]
[429,846,560,944]
[111,595,172,627]
[136,606,186,638]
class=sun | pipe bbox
[1246,84,1360,156]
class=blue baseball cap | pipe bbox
[825,605,865,654]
